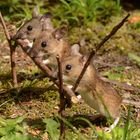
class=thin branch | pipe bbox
[10,42,18,87]
[101,77,140,92]
[72,14,130,92]
[56,56,66,138]
[56,55,64,96]
[17,39,78,104]
[0,12,18,87]
[122,99,140,107]
[0,12,10,41]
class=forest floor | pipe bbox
[0,9,140,139]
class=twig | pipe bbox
[56,55,64,102]
[56,56,66,139]
[17,39,78,104]
[72,14,130,92]
[0,13,10,40]
[122,99,140,107]
[10,42,18,87]
[101,77,140,92]
[0,12,18,87]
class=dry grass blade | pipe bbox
[72,14,130,92]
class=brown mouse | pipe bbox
[55,45,124,132]
[28,26,72,70]
[13,6,54,50]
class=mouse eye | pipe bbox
[66,64,72,70]
[27,25,32,31]
[41,41,47,48]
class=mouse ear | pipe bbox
[32,6,42,18]
[52,26,67,40]
[70,44,81,56]
[41,15,54,31]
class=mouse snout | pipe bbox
[13,32,25,40]
[29,50,35,58]
[29,49,43,58]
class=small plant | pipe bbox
[43,118,60,140]
[0,0,30,21]
[0,116,38,140]
[50,0,121,27]
[97,108,140,140]
[43,115,140,140]
[0,0,45,22]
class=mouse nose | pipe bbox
[13,32,23,40]
[28,50,35,58]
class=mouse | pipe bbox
[28,25,72,71]
[54,45,139,132]
[13,6,54,50]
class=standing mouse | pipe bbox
[55,46,139,132]
[28,26,73,70]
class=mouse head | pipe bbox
[54,45,87,84]
[13,6,53,42]
[29,26,67,59]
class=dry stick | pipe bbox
[101,77,140,93]
[0,12,18,87]
[56,56,66,139]
[72,14,130,92]
[56,56,64,97]
[17,39,78,104]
